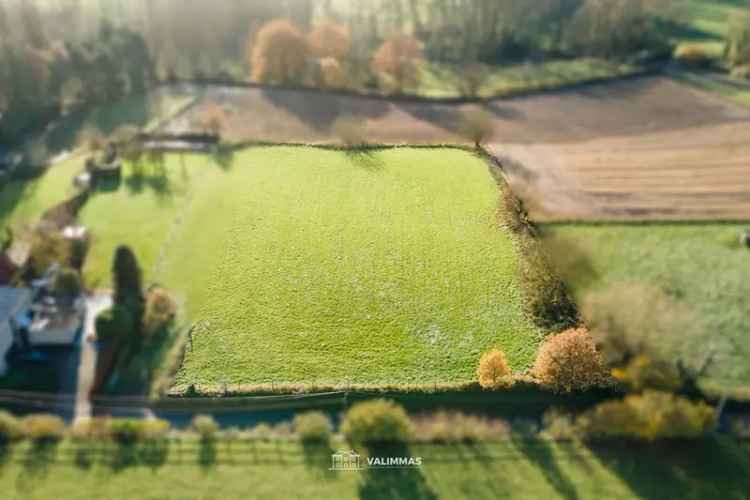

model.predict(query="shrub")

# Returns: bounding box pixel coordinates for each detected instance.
[331,115,366,147]
[412,412,509,443]
[69,417,112,441]
[192,415,219,441]
[54,266,83,297]
[28,227,71,278]
[674,44,712,68]
[109,419,145,445]
[611,355,682,393]
[249,19,310,84]
[0,411,23,443]
[371,34,423,93]
[518,243,579,330]
[308,20,352,60]
[95,305,134,343]
[476,349,512,389]
[293,411,332,444]
[341,399,412,444]
[23,414,65,443]
[249,423,273,441]
[577,390,716,440]
[141,419,170,441]
[459,108,495,147]
[143,288,177,336]
[533,327,609,393]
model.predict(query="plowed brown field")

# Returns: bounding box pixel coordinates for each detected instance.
[166,75,750,220]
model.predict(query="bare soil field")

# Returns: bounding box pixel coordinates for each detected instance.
[165,76,750,220]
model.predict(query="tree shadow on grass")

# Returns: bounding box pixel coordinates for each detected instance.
[19,439,59,487]
[138,439,169,471]
[198,437,217,470]
[301,441,336,479]
[511,434,581,500]
[344,149,385,171]
[212,145,236,171]
[588,438,750,500]
[359,443,437,500]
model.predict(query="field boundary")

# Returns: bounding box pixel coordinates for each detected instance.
[166,64,660,105]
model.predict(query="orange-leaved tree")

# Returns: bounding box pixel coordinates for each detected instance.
[248,19,310,84]
[371,33,423,93]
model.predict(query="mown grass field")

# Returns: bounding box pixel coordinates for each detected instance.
[543,223,750,398]
[79,147,542,390]
[0,156,83,233]
[0,438,748,499]
[417,59,639,99]
[667,0,750,56]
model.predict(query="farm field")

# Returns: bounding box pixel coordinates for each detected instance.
[0,438,747,500]
[543,223,750,398]
[667,0,750,56]
[79,147,542,390]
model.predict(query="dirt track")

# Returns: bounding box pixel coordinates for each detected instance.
[166,76,750,221]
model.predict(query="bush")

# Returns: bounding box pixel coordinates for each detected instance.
[23,414,65,443]
[192,415,219,441]
[331,115,366,147]
[476,349,512,389]
[459,108,495,147]
[0,411,23,443]
[143,288,177,336]
[28,227,71,278]
[412,412,509,443]
[341,399,412,445]
[577,390,716,440]
[69,417,112,441]
[674,44,712,68]
[458,63,489,98]
[141,419,170,441]
[95,305,134,343]
[109,419,145,445]
[293,411,332,444]
[611,355,682,393]
[249,19,310,84]
[54,266,83,297]
[533,327,609,393]
[518,243,579,330]
[249,423,274,441]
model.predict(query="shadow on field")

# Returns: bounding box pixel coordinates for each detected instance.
[588,438,750,499]
[301,441,336,478]
[345,149,385,171]
[262,88,389,130]
[395,102,463,134]
[359,443,437,500]
[19,440,59,486]
[511,434,581,500]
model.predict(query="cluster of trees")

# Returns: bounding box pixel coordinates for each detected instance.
[0,2,154,145]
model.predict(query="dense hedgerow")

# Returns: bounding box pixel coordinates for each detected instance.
[341,400,413,445]
[412,412,510,443]
[23,414,66,443]
[533,327,609,393]
[0,411,23,443]
[577,390,716,440]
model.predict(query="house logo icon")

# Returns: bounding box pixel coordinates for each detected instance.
[330,450,362,471]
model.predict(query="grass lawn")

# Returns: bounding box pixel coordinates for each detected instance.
[79,147,542,390]
[665,0,749,56]
[0,438,748,499]
[543,223,750,399]
[670,68,750,108]
[418,59,639,99]
[0,156,83,233]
